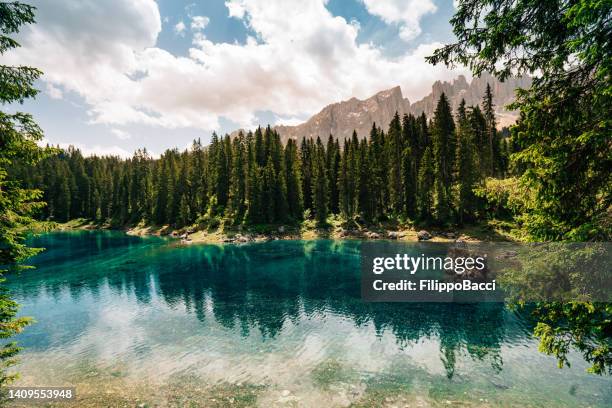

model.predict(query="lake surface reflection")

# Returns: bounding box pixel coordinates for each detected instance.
[6,231,612,407]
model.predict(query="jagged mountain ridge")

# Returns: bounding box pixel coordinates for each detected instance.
[269,73,531,143]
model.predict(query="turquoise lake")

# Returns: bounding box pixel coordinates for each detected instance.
[5,231,612,407]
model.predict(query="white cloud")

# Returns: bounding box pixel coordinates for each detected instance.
[360,0,437,41]
[46,83,63,99]
[174,20,186,35]
[8,0,466,135]
[190,16,209,31]
[225,1,246,19]
[39,138,133,158]
[274,115,308,127]
[111,128,132,140]
[79,144,133,158]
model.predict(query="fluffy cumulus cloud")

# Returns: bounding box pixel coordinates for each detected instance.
[361,0,437,41]
[174,20,186,35]
[190,16,209,31]
[39,138,133,158]
[8,0,465,133]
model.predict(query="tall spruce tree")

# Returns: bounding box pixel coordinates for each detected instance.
[482,83,498,176]
[326,135,340,214]
[155,158,169,225]
[368,123,385,219]
[311,137,329,224]
[229,132,247,220]
[401,114,419,219]
[284,139,303,220]
[417,147,435,221]
[469,105,488,178]
[357,139,372,220]
[402,145,417,219]
[454,100,478,224]
[300,138,313,212]
[338,141,351,219]
[431,93,455,224]
[386,112,404,215]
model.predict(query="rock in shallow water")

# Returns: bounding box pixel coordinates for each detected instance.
[417,230,432,241]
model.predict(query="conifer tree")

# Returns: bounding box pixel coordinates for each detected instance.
[348,131,359,217]
[284,139,303,220]
[482,83,498,176]
[269,130,288,221]
[300,138,313,212]
[431,93,455,224]
[55,174,71,222]
[175,152,191,226]
[357,139,372,220]
[401,114,419,219]
[338,141,351,219]
[118,170,130,225]
[417,113,430,155]
[469,105,488,178]
[311,137,328,224]
[245,159,262,223]
[217,136,231,208]
[129,153,141,222]
[417,147,434,221]
[229,132,247,220]
[387,112,404,215]
[254,126,265,166]
[454,100,478,224]
[368,123,384,219]
[155,159,169,225]
[402,146,417,219]
[143,150,154,222]
[178,193,190,227]
[262,160,276,223]
[166,151,179,223]
[326,135,340,214]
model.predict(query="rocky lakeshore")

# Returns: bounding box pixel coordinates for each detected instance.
[36,218,516,245]
[128,224,491,245]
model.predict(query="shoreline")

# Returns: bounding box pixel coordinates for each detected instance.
[34,218,518,244]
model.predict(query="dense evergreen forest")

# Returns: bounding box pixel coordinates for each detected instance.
[12,86,512,230]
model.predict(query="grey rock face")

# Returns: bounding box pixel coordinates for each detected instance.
[272,74,531,143]
[276,86,410,143]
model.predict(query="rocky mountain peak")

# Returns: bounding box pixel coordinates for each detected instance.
[238,74,531,143]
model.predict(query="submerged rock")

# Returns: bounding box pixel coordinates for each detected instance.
[387,231,400,239]
[417,230,432,241]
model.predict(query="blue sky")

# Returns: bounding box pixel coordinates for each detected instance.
[8,0,463,157]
